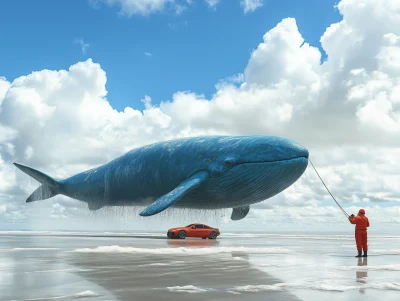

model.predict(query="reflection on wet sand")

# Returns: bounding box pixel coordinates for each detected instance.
[166,238,220,248]
[356,257,368,294]
[66,239,300,301]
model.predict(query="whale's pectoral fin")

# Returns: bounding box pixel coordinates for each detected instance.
[139,170,209,217]
[231,205,250,221]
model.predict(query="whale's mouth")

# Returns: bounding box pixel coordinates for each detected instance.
[206,157,308,203]
[236,155,309,166]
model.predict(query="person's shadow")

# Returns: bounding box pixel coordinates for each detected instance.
[356,257,368,294]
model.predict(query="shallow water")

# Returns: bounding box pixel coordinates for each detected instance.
[0,230,399,301]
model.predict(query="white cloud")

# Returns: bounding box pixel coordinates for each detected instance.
[1,0,400,231]
[0,77,10,106]
[205,0,220,8]
[244,18,321,87]
[241,0,263,13]
[230,205,400,233]
[144,52,152,57]
[98,0,192,16]
[74,38,89,54]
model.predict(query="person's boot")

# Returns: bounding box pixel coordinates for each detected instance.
[362,251,367,257]
[355,251,362,257]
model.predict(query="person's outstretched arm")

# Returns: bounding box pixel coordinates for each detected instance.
[349,216,359,224]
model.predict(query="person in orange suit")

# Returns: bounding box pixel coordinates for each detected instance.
[349,209,370,257]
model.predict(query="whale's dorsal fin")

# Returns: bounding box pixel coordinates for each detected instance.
[231,205,250,220]
[139,170,210,217]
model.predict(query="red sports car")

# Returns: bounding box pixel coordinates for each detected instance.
[167,223,220,239]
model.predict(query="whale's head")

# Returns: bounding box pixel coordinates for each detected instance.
[202,135,309,207]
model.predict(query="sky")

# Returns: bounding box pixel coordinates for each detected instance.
[0,0,340,111]
[1,0,400,233]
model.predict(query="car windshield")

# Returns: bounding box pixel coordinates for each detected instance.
[185,224,193,227]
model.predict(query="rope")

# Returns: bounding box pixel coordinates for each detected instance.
[308,159,350,219]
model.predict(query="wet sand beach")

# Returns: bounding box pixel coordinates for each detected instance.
[1,231,399,301]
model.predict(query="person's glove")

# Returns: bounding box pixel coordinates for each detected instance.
[350,214,355,218]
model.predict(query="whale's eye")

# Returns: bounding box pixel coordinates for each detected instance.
[224,157,236,166]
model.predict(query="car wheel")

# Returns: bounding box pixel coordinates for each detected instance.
[178,230,186,239]
[209,231,217,239]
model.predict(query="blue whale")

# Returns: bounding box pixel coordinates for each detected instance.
[13,135,309,220]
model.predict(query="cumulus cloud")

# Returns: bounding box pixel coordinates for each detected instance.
[241,0,263,13]
[1,0,400,230]
[231,205,400,232]
[0,77,10,104]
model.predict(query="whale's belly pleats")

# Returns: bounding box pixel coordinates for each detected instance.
[174,158,307,209]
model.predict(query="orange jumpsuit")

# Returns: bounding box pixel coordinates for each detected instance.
[349,215,370,251]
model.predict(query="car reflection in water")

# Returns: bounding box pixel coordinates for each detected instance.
[166,237,220,248]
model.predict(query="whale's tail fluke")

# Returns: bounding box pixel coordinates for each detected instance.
[13,163,62,203]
